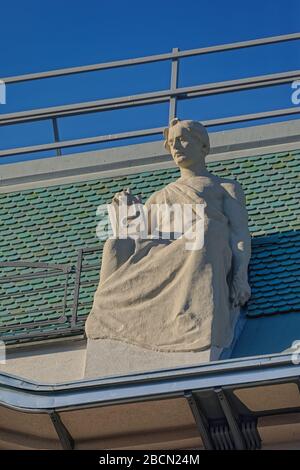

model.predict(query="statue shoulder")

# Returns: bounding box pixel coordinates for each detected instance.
[145,187,164,207]
[218,177,246,204]
[145,181,175,206]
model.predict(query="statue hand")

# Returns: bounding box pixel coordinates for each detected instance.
[230,272,251,308]
[112,188,142,207]
[111,189,143,235]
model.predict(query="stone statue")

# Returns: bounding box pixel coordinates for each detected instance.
[85,119,251,365]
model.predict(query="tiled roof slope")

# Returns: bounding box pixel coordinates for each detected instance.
[0,149,299,342]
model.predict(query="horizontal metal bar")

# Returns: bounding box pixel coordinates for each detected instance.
[203,106,300,126]
[0,270,71,284]
[0,308,88,335]
[1,69,298,127]
[1,106,300,158]
[0,352,295,391]
[2,53,175,84]
[0,285,92,303]
[0,96,168,126]
[77,245,102,254]
[0,127,164,157]
[0,283,72,300]
[80,264,102,272]
[184,75,298,99]
[0,314,67,333]
[0,325,84,343]
[0,355,299,413]
[2,32,300,84]
[0,261,72,271]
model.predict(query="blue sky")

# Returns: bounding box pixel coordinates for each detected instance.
[0,0,299,162]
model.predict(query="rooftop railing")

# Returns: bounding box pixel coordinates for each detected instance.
[0,32,300,159]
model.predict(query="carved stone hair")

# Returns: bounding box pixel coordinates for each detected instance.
[163,118,210,156]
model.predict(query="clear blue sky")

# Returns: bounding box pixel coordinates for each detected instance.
[0,0,299,162]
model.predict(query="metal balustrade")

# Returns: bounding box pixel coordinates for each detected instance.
[0,249,102,341]
[0,32,300,159]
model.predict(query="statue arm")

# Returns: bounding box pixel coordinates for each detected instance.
[99,189,139,285]
[222,181,251,307]
[100,191,160,285]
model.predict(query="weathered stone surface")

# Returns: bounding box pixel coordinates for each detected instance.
[84,338,224,378]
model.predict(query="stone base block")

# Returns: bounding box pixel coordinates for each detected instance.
[84,339,223,378]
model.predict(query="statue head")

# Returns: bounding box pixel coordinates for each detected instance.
[163,118,210,169]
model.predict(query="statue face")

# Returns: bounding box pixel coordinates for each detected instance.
[167,124,205,168]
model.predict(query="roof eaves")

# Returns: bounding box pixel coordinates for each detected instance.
[0,352,299,413]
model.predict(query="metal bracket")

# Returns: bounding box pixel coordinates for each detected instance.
[185,391,215,450]
[241,419,261,450]
[215,388,246,450]
[210,421,235,450]
[49,411,74,450]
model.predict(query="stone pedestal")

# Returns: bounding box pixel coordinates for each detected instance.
[84,339,223,378]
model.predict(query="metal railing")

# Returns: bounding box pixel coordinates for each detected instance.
[0,261,75,340]
[0,250,102,342]
[1,32,300,158]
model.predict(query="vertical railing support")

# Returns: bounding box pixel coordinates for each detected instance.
[168,47,179,123]
[52,117,62,156]
[71,249,83,328]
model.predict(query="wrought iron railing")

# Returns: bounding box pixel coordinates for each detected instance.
[0,248,102,342]
[0,261,74,340]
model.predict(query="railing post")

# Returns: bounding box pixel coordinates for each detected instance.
[169,47,179,122]
[71,249,83,329]
[52,117,62,156]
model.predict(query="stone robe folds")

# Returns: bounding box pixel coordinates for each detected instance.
[85,179,235,352]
